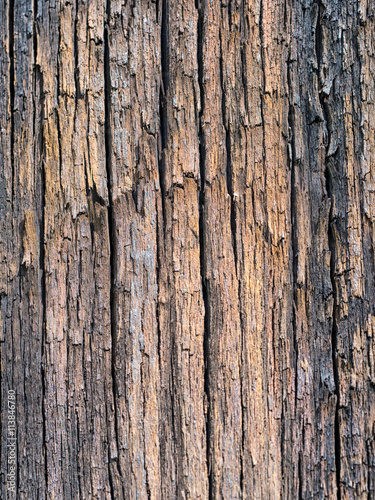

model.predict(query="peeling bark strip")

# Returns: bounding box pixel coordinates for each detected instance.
[1,0,375,498]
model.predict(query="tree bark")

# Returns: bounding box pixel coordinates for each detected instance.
[1,0,375,498]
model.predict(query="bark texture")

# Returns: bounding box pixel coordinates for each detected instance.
[1,0,375,498]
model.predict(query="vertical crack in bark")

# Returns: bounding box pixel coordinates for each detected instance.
[330,236,341,500]
[325,143,341,500]
[157,1,175,493]
[158,90,167,224]
[56,25,64,199]
[196,2,212,498]
[258,1,273,484]
[219,9,245,494]
[219,28,237,269]
[155,75,164,492]
[39,68,48,500]
[161,0,169,92]
[325,146,341,500]
[155,148,163,397]
[287,49,302,496]
[9,0,14,212]
[239,23,248,493]
[140,360,152,500]
[33,0,48,493]
[353,11,366,312]
[240,45,248,122]
[159,0,168,227]
[74,0,80,106]
[287,58,297,404]
[258,0,267,191]
[258,15,272,468]
[157,0,167,465]
[33,0,38,142]
[315,3,341,499]
[103,4,124,498]
[56,108,63,202]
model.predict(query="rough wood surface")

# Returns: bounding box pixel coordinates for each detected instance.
[1,0,375,498]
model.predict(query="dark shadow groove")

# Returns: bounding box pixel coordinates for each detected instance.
[158,87,167,226]
[161,0,169,92]
[196,1,212,498]
[104,3,124,498]
[32,0,48,494]
[316,2,341,498]
[9,0,15,211]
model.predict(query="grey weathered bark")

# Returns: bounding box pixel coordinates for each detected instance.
[1,0,375,498]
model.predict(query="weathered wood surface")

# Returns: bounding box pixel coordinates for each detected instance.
[1,0,375,498]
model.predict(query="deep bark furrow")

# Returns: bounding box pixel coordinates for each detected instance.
[326,131,341,500]
[287,51,300,464]
[32,2,48,494]
[316,2,341,496]
[8,0,14,211]
[104,2,124,494]
[258,0,267,175]
[161,0,169,92]
[159,0,167,226]
[325,145,341,499]
[38,63,48,500]
[197,2,212,498]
